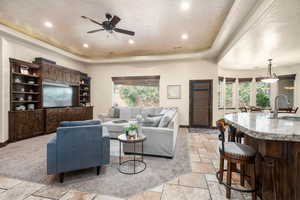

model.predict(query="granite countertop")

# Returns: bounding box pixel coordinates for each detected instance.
[224,112,300,142]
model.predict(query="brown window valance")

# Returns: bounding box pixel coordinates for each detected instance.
[238,78,253,82]
[225,78,236,83]
[278,74,296,80]
[112,75,160,86]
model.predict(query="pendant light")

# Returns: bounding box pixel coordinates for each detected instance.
[261,59,278,83]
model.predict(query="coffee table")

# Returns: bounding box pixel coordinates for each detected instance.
[117,133,147,175]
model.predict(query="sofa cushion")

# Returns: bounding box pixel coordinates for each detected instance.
[142,116,162,127]
[130,107,142,119]
[119,107,131,120]
[158,109,176,127]
[60,120,101,127]
[148,114,164,117]
[141,107,156,118]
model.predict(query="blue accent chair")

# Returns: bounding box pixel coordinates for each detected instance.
[47,120,110,183]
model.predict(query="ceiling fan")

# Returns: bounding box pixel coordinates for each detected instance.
[81,13,135,36]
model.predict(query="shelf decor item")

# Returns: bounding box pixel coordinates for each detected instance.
[28,104,35,110]
[15,77,21,83]
[167,85,181,99]
[20,65,29,75]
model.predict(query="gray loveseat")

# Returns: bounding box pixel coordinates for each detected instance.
[100,107,179,158]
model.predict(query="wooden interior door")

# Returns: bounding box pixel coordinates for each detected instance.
[189,80,213,127]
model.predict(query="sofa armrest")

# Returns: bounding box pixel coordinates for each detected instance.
[47,136,57,175]
[102,127,110,138]
[141,127,173,135]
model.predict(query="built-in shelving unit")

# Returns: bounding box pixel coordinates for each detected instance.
[79,73,91,106]
[8,57,93,142]
[10,58,42,111]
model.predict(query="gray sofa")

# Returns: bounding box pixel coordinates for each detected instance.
[47,120,110,182]
[100,107,179,158]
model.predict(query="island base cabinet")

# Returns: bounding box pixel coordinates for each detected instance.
[244,135,300,200]
[9,110,45,142]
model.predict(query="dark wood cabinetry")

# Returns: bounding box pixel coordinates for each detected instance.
[45,107,93,133]
[10,58,42,111]
[8,57,93,143]
[80,73,91,106]
[34,58,80,85]
[244,135,300,200]
[9,110,44,141]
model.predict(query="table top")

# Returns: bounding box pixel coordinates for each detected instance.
[118,133,146,143]
[224,112,300,142]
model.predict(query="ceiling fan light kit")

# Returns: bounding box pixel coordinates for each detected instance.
[81,13,135,36]
[261,59,279,83]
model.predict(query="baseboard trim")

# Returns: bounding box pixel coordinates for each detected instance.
[0,141,9,148]
[179,125,190,128]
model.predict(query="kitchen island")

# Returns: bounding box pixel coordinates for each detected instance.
[225,112,300,200]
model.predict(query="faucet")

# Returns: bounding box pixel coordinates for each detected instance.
[273,95,289,119]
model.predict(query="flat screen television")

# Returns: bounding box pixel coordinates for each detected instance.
[43,83,74,108]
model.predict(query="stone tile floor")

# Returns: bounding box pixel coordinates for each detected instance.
[0,129,259,200]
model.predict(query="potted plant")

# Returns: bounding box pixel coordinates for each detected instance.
[124,123,138,137]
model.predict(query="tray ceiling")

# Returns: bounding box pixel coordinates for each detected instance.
[0,0,234,59]
[219,0,300,69]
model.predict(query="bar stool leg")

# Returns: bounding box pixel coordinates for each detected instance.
[240,163,245,186]
[251,163,257,200]
[226,160,232,198]
[219,155,224,183]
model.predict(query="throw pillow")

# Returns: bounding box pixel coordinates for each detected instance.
[142,116,162,127]
[148,114,164,117]
[158,109,176,127]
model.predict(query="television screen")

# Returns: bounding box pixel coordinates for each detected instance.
[43,83,74,108]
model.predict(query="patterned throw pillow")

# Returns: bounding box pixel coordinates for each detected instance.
[158,109,176,127]
[142,116,162,127]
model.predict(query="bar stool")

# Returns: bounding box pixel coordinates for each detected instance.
[216,119,257,200]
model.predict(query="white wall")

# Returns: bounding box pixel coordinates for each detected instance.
[0,34,87,143]
[86,59,219,126]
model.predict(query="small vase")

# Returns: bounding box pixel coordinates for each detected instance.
[128,130,136,137]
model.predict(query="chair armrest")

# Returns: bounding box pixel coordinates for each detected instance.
[47,136,57,174]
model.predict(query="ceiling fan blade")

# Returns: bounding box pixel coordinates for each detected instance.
[81,16,103,26]
[87,29,105,33]
[114,28,135,36]
[110,15,121,26]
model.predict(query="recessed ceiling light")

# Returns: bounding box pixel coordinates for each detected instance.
[181,2,190,10]
[44,21,53,28]
[128,39,135,44]
[181,34,188,40]
[83,43,89,48]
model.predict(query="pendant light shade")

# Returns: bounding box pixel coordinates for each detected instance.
[261,59,278,83]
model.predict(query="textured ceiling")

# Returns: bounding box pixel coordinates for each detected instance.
[0,0,234,59]
[219,0,300,69]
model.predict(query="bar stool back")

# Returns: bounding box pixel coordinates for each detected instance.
[216,119,257,200]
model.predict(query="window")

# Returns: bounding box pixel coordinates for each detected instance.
[278,75,295,108]
[112,76,160,107]
[238,79,251,107]
[225,78,235,108]
[218,77,224,108]
[256,81,270,108]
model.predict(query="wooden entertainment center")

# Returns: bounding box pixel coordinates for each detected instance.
[9,58,93,142]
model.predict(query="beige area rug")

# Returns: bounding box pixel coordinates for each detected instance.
[0,129,191,198]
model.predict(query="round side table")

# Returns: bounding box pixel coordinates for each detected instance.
[117,133,147,175]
